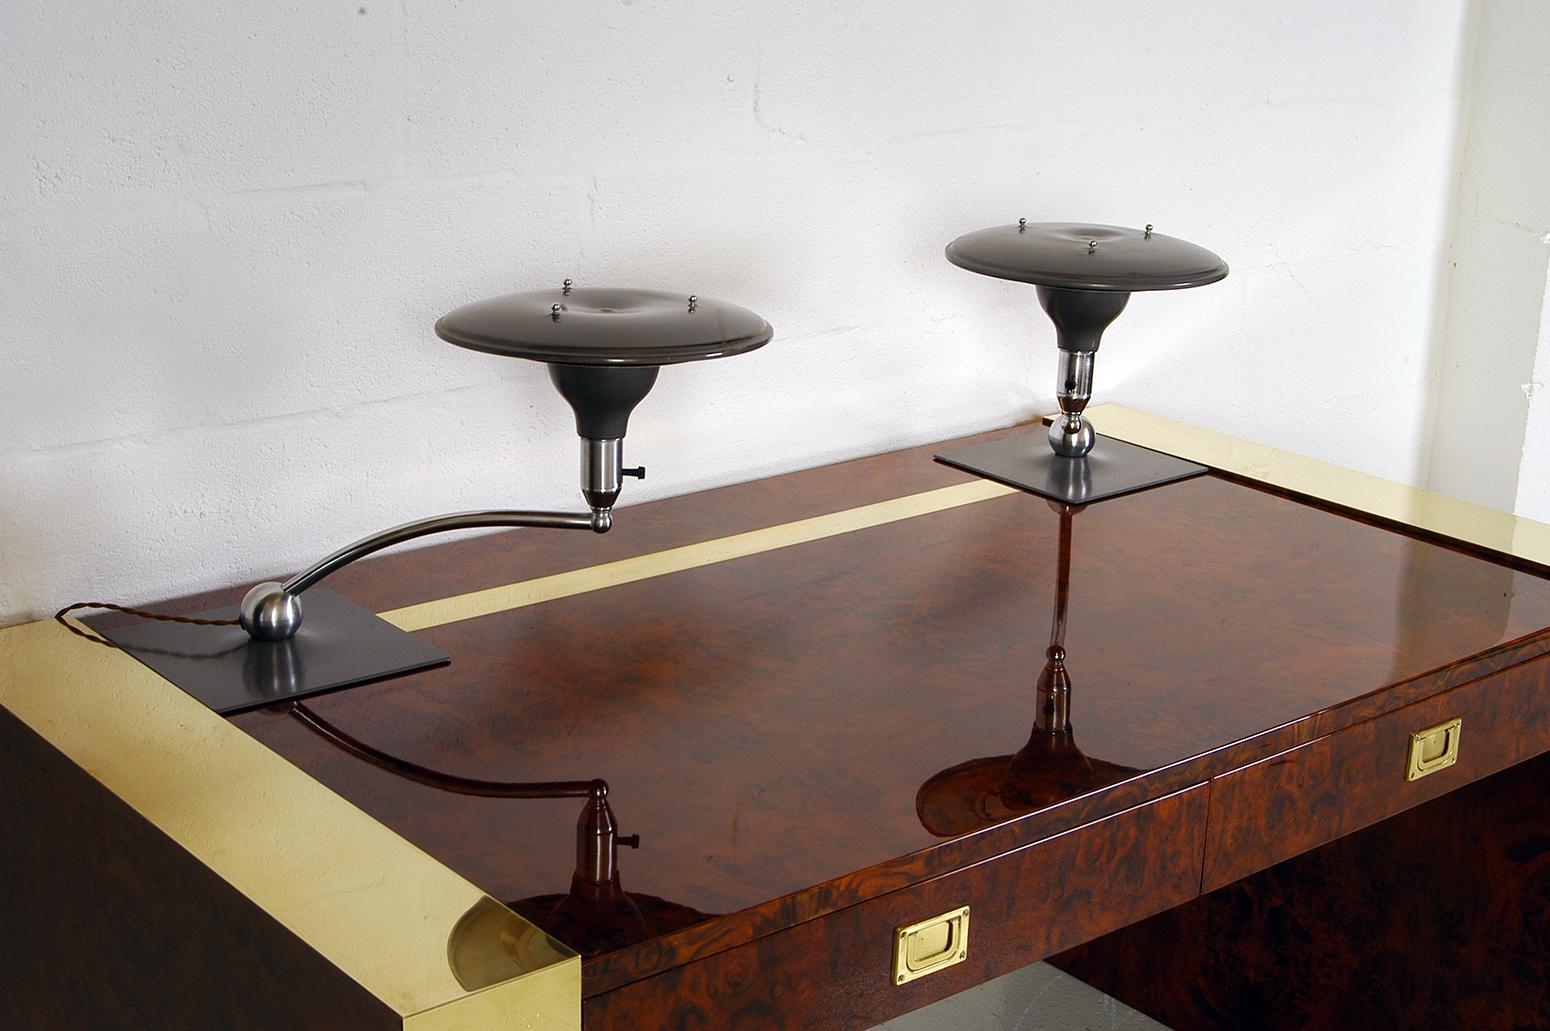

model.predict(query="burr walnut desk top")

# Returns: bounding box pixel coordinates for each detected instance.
[6,405,1550,1030]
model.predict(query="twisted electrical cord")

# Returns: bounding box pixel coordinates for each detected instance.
[53,601,238,646]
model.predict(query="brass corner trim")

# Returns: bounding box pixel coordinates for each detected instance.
[0,618,579,1029]
[1086,404,1550,569]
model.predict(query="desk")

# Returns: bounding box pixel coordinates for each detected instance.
[5,406,1550,1029]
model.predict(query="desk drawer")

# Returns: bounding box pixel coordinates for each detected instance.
[1203,655,1550,893]
[585,784,1207,1031]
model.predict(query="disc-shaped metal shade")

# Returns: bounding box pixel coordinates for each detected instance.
[435,287,774,366]
[945,222,1228,292]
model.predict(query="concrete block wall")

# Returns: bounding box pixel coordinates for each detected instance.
[2,1,1470,625]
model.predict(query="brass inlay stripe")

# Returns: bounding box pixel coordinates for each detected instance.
[381,479,1018,632]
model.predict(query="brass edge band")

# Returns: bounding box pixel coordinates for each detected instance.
[1086,404,1550,568]
[0,614,581,1028]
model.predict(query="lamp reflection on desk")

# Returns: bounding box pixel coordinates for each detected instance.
[289,704,716,966]
[916,502,1141,837]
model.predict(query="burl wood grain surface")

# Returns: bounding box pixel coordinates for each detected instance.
[1202,656,1550,892]
[584,786,1208,1031]
[221,428,1550,993]
[1055,749,1550,1031]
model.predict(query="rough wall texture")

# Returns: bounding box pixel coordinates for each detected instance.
[1,2,1469,625]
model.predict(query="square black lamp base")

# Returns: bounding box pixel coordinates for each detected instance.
[935,431,1207,505]
[94,587,449,716]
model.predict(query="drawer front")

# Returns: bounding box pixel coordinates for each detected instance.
[584,784,1207,1031]
[1204,655,1550,893]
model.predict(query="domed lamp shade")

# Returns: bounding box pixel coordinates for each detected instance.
[98,282,772,715]
[935,222,1227,505]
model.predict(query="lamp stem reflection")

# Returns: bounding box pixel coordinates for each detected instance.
[1036,504,1076,737]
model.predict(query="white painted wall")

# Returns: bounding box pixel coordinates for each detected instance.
[1425,0,1550,517]
[0,1,1472,627]
[1519,279,1550,523]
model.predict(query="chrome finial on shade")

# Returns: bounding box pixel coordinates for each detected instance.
[1087,239,1097,253]
[1144,224,1154,238]
[563,278,573,295]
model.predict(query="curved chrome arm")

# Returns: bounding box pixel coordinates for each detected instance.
[240,506,609,641]
[241,437,639,641]
[283,508,606,595]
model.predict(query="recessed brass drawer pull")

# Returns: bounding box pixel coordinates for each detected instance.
[892,906,970,985]
[1406,717,1461,781]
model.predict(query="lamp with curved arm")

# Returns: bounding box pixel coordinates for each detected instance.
[90,284,773,715]
[234,285,773,642]
[938,222,1225,504]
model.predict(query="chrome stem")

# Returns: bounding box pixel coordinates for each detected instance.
[1047,350,1096,458]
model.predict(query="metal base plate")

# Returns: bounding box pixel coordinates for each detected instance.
[935,432,1208,505]
[94,587,450,716]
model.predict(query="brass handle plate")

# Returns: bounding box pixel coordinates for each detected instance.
[892,906,969,985]
[1406,717,1461,781]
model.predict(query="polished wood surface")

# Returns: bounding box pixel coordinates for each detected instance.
[0,707,400,1031]
[1203,656,1550,892]
[1056,748,1550,1030]
[218,425,1550,998]
[585,786,1208,1031]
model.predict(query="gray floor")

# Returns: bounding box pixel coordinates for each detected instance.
[872,962,1169,1031]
